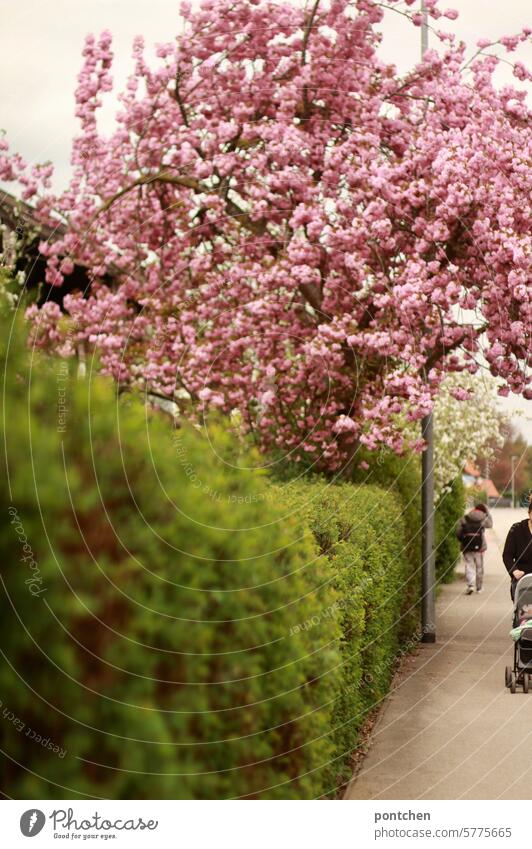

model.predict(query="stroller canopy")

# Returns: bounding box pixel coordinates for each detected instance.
[514,574,532,612]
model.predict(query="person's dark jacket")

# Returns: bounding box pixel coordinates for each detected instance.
[503,519,532,577]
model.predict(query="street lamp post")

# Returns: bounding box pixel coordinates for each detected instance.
[420,1,436,643]
[421,413,436,642]
[421,0,428,57]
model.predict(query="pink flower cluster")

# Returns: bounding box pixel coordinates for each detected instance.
[3,0,531,469]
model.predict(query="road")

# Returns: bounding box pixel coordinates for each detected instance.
[345,508,532,800]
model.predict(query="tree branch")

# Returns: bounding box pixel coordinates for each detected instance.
[301,0,321,66]
[94,170,267,239]
[298,280,329,317]
[300,0,321,119]
[173,66,190,127]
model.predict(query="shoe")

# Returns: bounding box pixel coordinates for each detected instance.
[476,588,483,594]
[466,586,474,595]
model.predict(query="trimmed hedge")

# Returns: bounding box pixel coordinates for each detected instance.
[1,316,450,800]
[435,476,466,583]
[1,319,342,799]
[278,480,416,794]
[351,448,467,587]
[350,448,422,637]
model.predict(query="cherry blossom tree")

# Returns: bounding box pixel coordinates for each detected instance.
[1,0,530,470]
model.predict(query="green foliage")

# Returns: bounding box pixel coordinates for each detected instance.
[0,267,20,312]
[350,448,421,637]
[0,317,342,799]
[2,316,453,800]
[465,484,488,506]
[483,423,532,496]
[277,479,416,795]
[435,477,466,584]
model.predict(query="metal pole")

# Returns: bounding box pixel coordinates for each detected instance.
[421,0,428,59]
[420,4,435,643]
[511,456,517,509]
[421,413,436,642]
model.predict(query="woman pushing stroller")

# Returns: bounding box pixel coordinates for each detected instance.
[506,579,532,693]
[504,500,532,693]
[503,499,532,600]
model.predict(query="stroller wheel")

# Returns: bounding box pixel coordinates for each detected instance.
[510,673,517,694]
[524,673,530,694]
[505,666,512,687]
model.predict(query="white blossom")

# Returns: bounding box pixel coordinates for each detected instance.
[432,372,507,497]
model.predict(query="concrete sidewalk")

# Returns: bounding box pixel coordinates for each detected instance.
[346,508,532,800]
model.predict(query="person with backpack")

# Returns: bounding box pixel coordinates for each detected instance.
[456,503,493,595]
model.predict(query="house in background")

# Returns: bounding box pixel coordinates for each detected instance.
[462,461,504,507]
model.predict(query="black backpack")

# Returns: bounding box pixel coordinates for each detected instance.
[459,518,483,552]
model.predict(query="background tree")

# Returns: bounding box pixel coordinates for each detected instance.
[430,372,507,497]
[480,422,531,498]
[1,0,530,471]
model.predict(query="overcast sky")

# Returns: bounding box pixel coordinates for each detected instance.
[1,0,531,442]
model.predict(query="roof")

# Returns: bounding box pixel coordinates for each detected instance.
[482,478,501,498]
[462,460,501,498]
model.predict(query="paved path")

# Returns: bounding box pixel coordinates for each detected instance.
[346,508,532,800]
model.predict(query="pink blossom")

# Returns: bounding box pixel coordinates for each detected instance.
[0,0,527,471]
[333,416,358,434]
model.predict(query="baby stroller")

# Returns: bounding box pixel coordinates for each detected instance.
[506,574,532,693]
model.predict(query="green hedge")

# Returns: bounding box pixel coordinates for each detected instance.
[435,476,466,583]
[1,314,445,800]
[278,479,416,795]
[350,449,422,637]
[351,448,466,587]
[1,318,343,799]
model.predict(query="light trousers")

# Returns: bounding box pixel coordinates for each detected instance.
[464,551,484,591]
